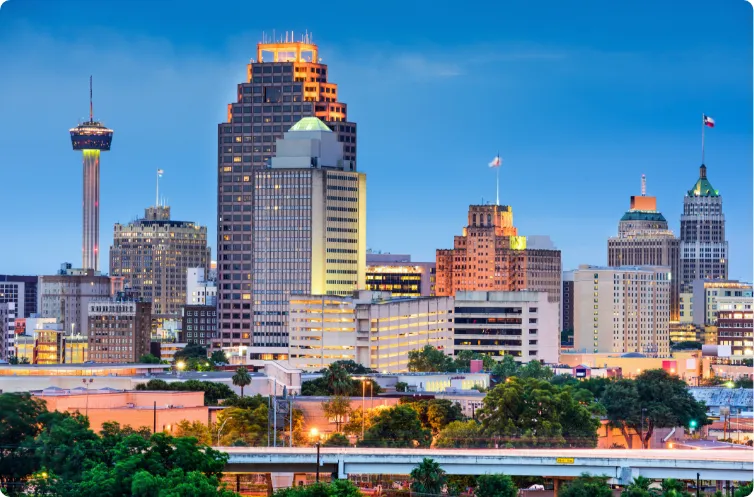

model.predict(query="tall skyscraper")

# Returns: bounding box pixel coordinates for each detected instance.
[608,175,681,320]
[680,164,728,293]
[435,204,562,327]
[109,205,211,320]
[573,265,671,356]
[216,36,357,351]
[69,77,113,272]
[215,117,366,359]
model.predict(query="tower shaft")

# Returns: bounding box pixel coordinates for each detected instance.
[82,150,100,271]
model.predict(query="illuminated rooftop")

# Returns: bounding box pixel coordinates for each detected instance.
[70,121,113,151]
[688,164,719,197]
[289,117,331,132]
[256,32,318,63]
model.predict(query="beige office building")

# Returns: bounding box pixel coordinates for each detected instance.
[109,205,210,320]
[230,117,366,361]
[607,177,681,321]
[39,268,111,337]
[87,300,152,363]
[573,265,671,356]
[287,291,453,372]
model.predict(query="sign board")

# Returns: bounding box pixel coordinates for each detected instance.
[556,458,575,464]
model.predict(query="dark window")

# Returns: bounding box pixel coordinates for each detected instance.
[264,86,282,103]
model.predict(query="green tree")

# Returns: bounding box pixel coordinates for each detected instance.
[734,377,753,389]
[426,399,465,433]
[231,366,252,397]
[395,381,409,392]
[434,420,485,448]
[130,468,238,497]
[410,458,447,496]
[210,350,229,365]
[359,405,431,448]
[734,482,752,497]
[602,370,709,449]
[322,395,350,432]
[273,480,362,497]
[559,474,613,497]
[518,360,554,380]
[323,433,350,447]
[218,404,270,446]
[407,345,453,372]
[174,344,209,361]
[491,354,519,379]
[174,420,213,445]
[478,377,600,447]
[621,476,656,497]
[660,479,691,497]
[139,353,161,364]
[343,407,377,437]
[327,360,374,375]
[323,362,353,396]
[452,350,495,372]
[135,379,235,406]
[0,393,47,493]
[475,474,518,497]
[671,341,703,351]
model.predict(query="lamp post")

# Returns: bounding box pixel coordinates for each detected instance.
[176,360,186,378]
[361,379,366,441]
[83,378,93,418]
[310,428,321,483]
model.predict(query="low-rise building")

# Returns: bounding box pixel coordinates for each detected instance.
[88,298,152,363]
[716,310,753,357]
[180,305,217,346]
[366,253,435,297]
[453,291,558,364]
[692,280,752,327]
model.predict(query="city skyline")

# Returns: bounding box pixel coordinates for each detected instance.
[0,0,750,281]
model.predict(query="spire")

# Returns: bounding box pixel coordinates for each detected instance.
[641,174,646,196]
[700,164,707,179]
[89,75,93,122]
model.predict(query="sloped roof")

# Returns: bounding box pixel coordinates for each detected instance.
[289,117,332,132]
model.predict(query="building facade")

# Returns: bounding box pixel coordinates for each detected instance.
[680,165,728,293]
[214,117,366,359]
[453,290,559,364]
[0,275,38,318]
[691,280,753,327]
[180,305,217,346]
[435,204,562,328]
[109,205,211,320]
[573,265,671,356]
[366,253,435,297]
[607,177,681,320]
[0,303,15,361]
[287,291,454,372]
[216,37,357,352]
[39,270,111,337]
[186,267,217,306]
[87,299,152,363]
[716,310,753,358]
[562,271,575,334]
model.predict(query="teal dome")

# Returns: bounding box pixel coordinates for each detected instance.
[289,117,332,132]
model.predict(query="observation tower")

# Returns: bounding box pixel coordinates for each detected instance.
[69,77,113,272]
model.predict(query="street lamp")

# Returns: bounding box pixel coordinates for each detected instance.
[176,361,186,378]
[310,428,321,483]
[82,378,94,418]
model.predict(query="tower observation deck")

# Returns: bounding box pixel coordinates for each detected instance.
[69,76,113,272]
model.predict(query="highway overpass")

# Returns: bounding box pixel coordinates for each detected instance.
[221,447,753,485]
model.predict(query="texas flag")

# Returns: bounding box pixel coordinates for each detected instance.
[489,156,502,168]
[703,115,715,128]
[157,169,164,177]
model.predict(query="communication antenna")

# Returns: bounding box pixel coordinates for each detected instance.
[641,174,646,196]
[89,75,93,122]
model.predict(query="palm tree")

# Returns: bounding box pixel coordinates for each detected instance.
[410,458,446,496]
[323,362,351,395]
[232,366,252,397]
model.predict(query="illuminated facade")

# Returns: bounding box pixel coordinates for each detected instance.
[573,265,671,356]
[453,291,559,364]
[366,254,435,297]
[87,299,152,363]
[435,204,562,327]
[216,36,357,352]
[607,177,680,321]
[680,165,728,293]
[716,310,753,357]
[691,280,752,327]
[69,77,113,272]
[227,117,365,360]
[109,206,211,320]
[287,291,453,372]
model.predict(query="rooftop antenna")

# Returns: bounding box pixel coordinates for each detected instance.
[641,174,646,196]
[89,75,93,122]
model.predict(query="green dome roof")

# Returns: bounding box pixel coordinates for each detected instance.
[289,117,332,132]
[620,211,667,222]
[688,165,719,197]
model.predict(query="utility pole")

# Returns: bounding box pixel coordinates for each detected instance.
[153,401,157,433]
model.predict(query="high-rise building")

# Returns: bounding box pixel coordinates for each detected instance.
[453,291,559,364]
[562,271,575,337]
[287,291,453,372]
[109,205,211,320]
[608,176,681,320]
[39,265,111,337]
[87,298,152,363]
[573,265,671,356]
[366,253,435,297]
[217,117,366,359]
[216,36,357,351]
[180,305,217,346]
[69,77,113,272]
[186,268,217,306]
[0,275,39,318]
[691,280,752,327]
[680,164,728,293]
[435,204,562,326]
[0,302,15,361]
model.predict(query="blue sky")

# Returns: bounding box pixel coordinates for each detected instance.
[0,0,751,280]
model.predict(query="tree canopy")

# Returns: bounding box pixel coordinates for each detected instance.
[135,379,235,406]
[358,405,431,448]
[272,480,362,497]
[301,362,381,397]
[410,458,447,496]
[601,369,709,448]
[231,367,252,397]
[407,345,454,372]
[475,474,518,497]
[559,475,613,497]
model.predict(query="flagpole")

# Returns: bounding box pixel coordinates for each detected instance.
[496,167,500,206]
[156,170,160,207]
[701,113,705,165]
